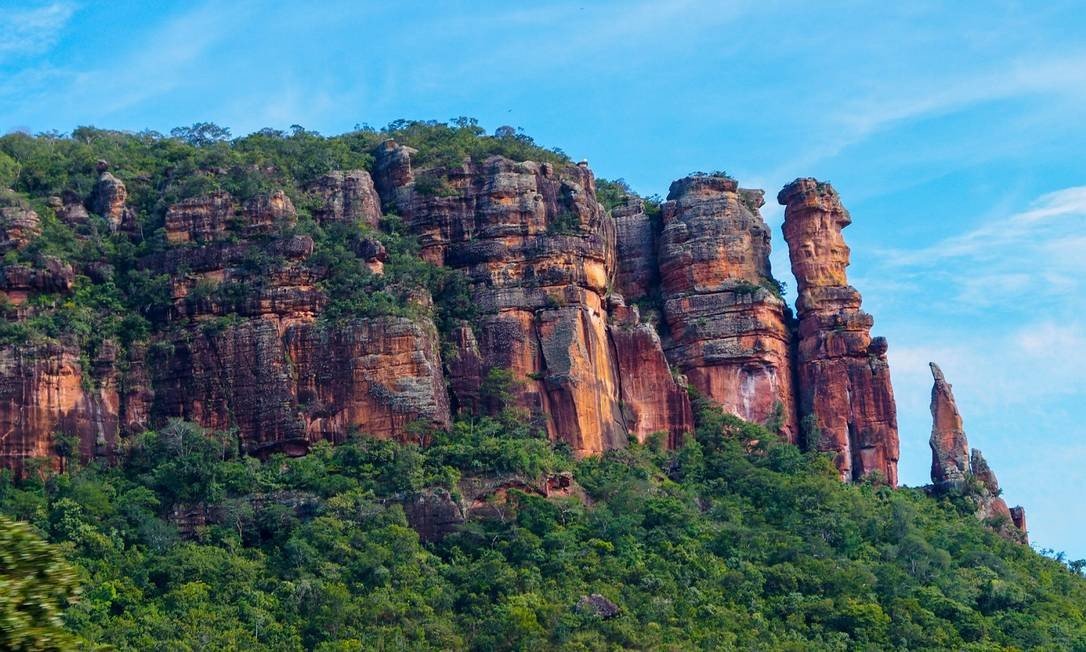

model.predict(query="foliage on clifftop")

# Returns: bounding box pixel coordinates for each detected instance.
[2,400,1084,651]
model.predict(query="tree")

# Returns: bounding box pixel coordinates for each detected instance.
[0,516,81,650]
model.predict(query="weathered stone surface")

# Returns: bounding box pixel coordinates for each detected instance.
[1,257,75,304]
[150,315,450,456]
[165,191,234,244]
[88,170,136,232]
[242,189,297,235]
[0,198,41,252]
[576,594,620,619]
[165,190,296,244]
[925,362,1027,542]
[613,196,658,301]
[0,343,123,473]
[780,178,898,484]
[306,169,382,227]
[375,146,634,455]
[660,175,797,441]
[402,488,466,542]
[608,299,693,447]
[929,362,970,486]
[1010,506,1027,533]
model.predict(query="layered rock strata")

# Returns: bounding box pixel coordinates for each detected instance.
[658,176,797,441]
[779,178,898,483]
[375,142,691,455]
[149,184,448,455]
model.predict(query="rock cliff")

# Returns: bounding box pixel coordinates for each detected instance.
[659,176,797,441]
[373,143,691,454]
[779,178,899,483]
[0,133,995,502]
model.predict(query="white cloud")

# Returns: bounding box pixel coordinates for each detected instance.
[0,2,77,61]
[871,186,1086,311]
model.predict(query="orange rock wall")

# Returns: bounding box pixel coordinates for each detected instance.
[658,176,797,441]
[779,178,899,484]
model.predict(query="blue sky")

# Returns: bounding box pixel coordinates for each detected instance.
[2,0,1084,557]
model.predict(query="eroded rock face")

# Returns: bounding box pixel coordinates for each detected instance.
[148,200,448,453]
[779,178,898,483]
[88,169,136,232]
[926,361,1027,542]
[0,343,124,473]
[609,299,693,447]
[929,362,970,486]
[373,144,691,455]
[613,196,658,301]
[659,175,797,441]
[307,170,382,227]
[0,198,41,252]
[1,257,75,305]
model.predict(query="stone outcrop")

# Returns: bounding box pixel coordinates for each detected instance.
[659,175,797,441]
[165,190,296,244]
[608,298,693,446]
[927,362,1027,542]
[928,362,970,486]
[306,170,382,227]
[150,314,450,456]
[0,139,992,508]
[0,197,41,252]
[779,178,898,483]
[88,163,136,232]
[1,257,75,304]
[374,143,691,455]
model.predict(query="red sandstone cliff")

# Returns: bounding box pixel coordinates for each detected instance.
[0,143,957,495]
[658,176,797,441]
[374,142,691,454]
[779,178,899,484]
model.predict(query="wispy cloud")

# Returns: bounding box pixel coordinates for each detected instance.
[0,2,77,61]
[768,52,1086,179]
[868,186,1086,311]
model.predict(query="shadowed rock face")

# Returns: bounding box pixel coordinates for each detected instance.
[659,176,797,442]
[779,178,898,484]
[612,196,659,302]
[0,342,131,473]
[88,168,136,232]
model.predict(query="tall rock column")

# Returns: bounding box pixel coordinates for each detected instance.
[778,178,898,483]
[658,175,797,441]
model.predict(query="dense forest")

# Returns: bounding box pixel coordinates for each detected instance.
[1,122,1085,650]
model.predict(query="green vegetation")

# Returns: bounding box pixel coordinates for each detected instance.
[1,398,1083,650]
[1,119,1084,649]
[0,120,521,350]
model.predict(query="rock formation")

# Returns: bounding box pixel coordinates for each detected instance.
[0,138,989,503]
[612,196,659,302]
[658,175,797,441]
[0,196,41,252]
[779,178,898,483]
[929,362,970,486]
[374,143,691,455]
[928,362,1027,542]
[88,162,136,232]
[306,169,382,227]
[0,342,124,472]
